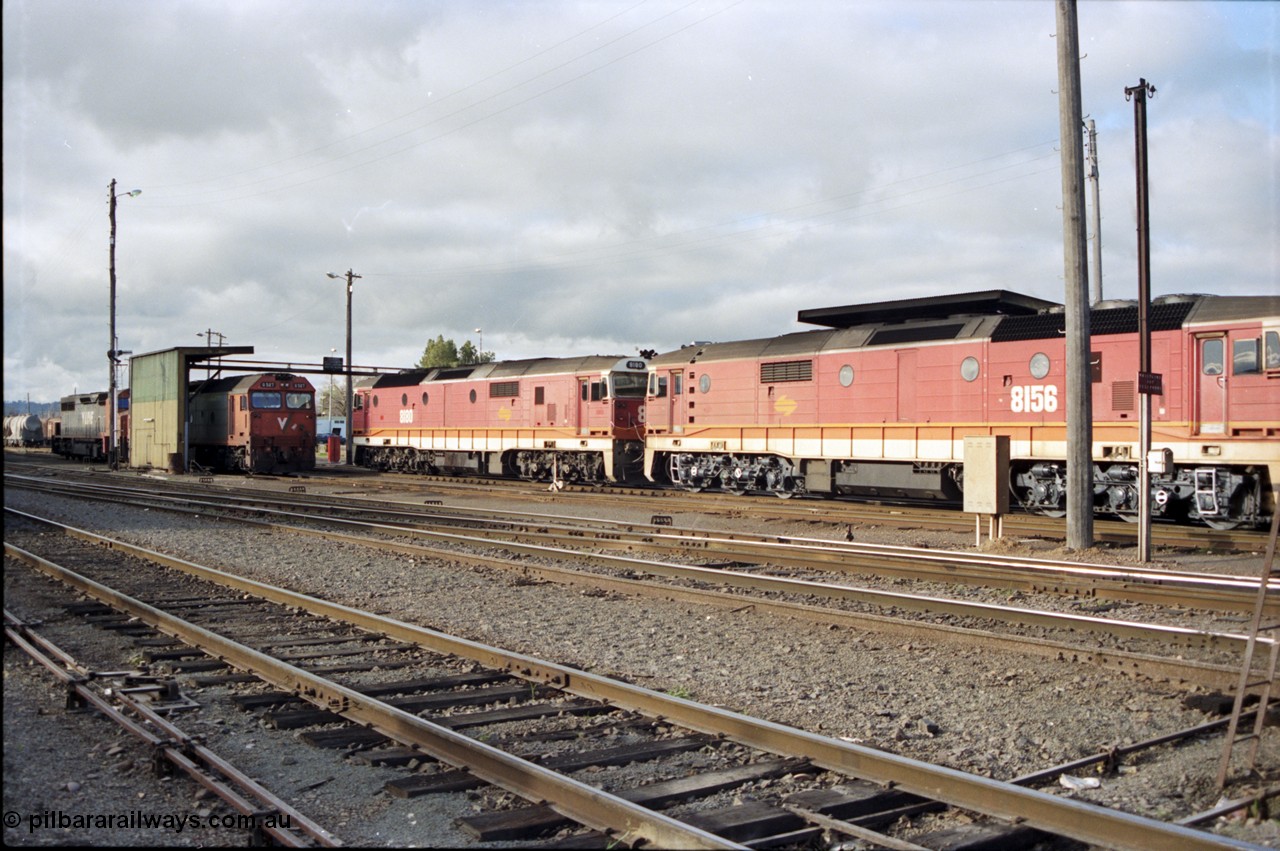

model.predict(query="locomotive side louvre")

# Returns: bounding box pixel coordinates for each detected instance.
[352,356,647,484]
[188,373,317,474]
[645,293,1278,527]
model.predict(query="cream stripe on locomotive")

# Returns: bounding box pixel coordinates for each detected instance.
[356,427,624,480]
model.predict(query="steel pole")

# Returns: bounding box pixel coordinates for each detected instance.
[345,271,354,466]
[1128,80,1157,562]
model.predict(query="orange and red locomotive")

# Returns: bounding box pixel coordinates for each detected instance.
[351,356,647,484]
[187,373,316,474]
[644,291,1278,528]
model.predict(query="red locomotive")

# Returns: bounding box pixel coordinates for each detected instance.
[187,373,316,474]
[644,291,1278,529]
[351,356,648,483]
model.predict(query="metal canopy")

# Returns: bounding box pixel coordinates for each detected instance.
[797,289,1061,329]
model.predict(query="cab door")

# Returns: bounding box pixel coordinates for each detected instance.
[1195,335,1227,435]
[666,370,685,432]
[578,379,590,435]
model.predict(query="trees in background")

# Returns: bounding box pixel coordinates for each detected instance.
[417,335,493,369]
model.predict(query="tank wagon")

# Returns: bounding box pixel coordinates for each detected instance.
[644,292,1278,529]
[4,414,44,447]
[351,356,647,484]
[187,373,316,474]
[51,390,129,462]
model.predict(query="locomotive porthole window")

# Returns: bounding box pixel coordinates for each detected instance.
[838,364,854,387]
[401,393,408,406]
[699,374,711,393]
[372,395,379,407]
[469,389,477,403]
[960,357,980,382]
[422,391,429,405]
[1029,352,1050,380]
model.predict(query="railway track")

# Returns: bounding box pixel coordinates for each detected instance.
[6,450,1270,552]
[3,609,340,847]
[5,474,1269,689]
[7,471,1269,612]
[4,518,1263,850]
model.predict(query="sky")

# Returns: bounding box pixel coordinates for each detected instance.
[4,0,1277,403]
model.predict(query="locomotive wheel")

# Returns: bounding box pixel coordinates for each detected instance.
[1202,516,1241,531]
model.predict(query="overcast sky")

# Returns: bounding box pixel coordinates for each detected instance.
[4,0,1276,402]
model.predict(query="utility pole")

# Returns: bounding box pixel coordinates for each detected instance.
[1055,0,1094,550]
[1127,79,1157,562]
[326,269,361,465]
[1086,118,1103,304]
[197,329,226,379]
[107,179,140,471]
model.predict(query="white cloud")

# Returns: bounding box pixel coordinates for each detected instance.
[4,0,1277,401]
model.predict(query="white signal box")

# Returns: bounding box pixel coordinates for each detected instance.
[963,435,1010,515]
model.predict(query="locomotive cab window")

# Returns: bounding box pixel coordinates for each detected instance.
[611,372,647,398]
[250,391,282,409]
[1233,339,1260,375]
[1202,338,1224,376]
[1266,330,1280,371]
[649,374,667,398]
[286,392,312,409]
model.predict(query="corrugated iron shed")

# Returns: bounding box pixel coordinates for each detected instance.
[128,346,253,471]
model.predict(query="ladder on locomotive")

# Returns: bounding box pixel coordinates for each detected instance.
[1216,501,1280,790]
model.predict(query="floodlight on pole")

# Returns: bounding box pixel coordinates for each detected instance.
[326,269,361,464]
[108,179,141,471]
[475,328,483,362]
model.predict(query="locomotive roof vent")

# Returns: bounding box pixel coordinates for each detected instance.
[1153,293,1201,305]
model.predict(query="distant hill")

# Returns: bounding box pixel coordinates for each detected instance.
[4,401,60,418]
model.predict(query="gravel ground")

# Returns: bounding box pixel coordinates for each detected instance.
[4,468,1278,848]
